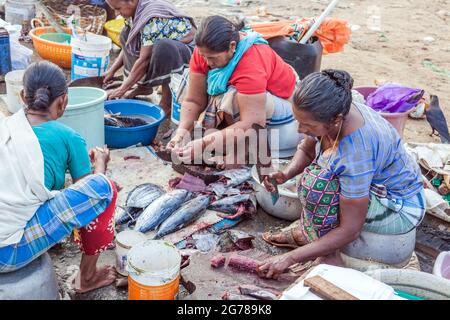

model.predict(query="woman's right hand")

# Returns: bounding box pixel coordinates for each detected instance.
[263,171,288,192]
[103,70,116,89]
[166,131,187,151]
[89,146,111,173]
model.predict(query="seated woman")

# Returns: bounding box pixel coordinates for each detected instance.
[167,16,301,165]
[258,70,425,279]
[104,0,197,114]
[0,62,117,294]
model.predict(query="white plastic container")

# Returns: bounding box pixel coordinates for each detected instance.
[127,240,181,300]
[58,87,107,150]
[71,34,112,81]
[5,69,25,113]
[433,251,450,280]
[5,0,37,26]
[115,230,147,277]
[4,24,21,42]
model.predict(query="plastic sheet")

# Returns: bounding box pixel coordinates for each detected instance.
[366,83,424,113]
[249,17,351,54]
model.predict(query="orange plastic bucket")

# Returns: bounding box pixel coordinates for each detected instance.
[127,240,181,300]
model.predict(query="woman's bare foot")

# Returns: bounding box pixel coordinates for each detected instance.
[72,254,117,294]
[124,85,154,99]
[72,265,117,294]
[271,229,305,244]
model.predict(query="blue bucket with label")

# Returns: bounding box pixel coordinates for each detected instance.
[171,90,181,125]
[71,34,112,81]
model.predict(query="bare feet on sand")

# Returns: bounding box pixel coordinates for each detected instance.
[72,265,117,294]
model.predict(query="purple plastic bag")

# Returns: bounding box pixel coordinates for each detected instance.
[366,83,425,113]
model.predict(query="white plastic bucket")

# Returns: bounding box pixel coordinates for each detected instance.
[5,0,37,26]
[58,87,107,150]
[4,24,21,42]
[433,251,450,280]
[115,230,147,277]
[71,34,112,81]
[5,69,25,113]
[127,240,181,300]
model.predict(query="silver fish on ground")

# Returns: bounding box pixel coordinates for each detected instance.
[208,194,251,214]
[125,183,165,209]
[134,189,191,233]
[215,168,252,187]
[154,195,212,239]
[115,207,144,225]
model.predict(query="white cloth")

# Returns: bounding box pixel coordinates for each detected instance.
[0,109,59,247]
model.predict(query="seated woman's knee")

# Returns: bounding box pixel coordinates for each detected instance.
[153,38,177,55]
[78,174,114,197]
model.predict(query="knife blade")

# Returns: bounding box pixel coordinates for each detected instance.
[252,123,280,205]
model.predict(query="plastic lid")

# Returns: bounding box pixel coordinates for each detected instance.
[116,230,147,249]
[127,240,181,275]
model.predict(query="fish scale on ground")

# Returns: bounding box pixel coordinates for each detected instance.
[134,189,192,233]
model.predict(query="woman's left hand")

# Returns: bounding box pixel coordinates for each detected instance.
[107,87,127,100]
[176,139,205,163]
[257,252,298,280]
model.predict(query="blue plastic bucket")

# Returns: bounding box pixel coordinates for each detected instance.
[171,91,181,125]
[104,99,166,149]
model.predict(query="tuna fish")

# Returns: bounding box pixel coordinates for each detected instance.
[208,194,252,214]
[154,195,212,239]
[215,168,252,187]
[134,189,191,233]
[115,207,144,225]
[125,183,165,209]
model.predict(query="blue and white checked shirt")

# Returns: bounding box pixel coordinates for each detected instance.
[316,102,423,199]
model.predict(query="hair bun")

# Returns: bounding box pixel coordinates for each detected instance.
[323,69,354,91]
[32,87,51,111]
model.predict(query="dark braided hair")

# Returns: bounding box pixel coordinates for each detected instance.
[195,15,245,52]
[294,69,354,123]
[23,61,67,111]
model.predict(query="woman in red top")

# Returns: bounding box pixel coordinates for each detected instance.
[167,16,302,165]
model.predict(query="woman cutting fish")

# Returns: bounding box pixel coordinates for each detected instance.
[104,0,197,114]
[0,62,118,293]
[167,16,301,166]
[257,70,425,279]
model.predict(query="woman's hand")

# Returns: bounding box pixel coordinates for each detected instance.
[103,70,115,86]
[257,252,298,280]
[176,139,205,163]
[107,87,127,100]
[263,171,288,192]
[89,145,110,174]
[166,131,188,151]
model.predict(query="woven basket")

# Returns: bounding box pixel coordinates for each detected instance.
[35,0,107,35]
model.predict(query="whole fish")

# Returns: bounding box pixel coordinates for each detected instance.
[215,168,252,187]
[126,183,165,208]
[134,189,191,233]
[115,207,143,225]
[208,194,251,214]
[155,195,212,239]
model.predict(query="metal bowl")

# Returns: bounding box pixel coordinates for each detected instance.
[251,160,302,221]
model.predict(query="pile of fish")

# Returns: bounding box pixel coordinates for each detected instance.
[104,112,150,128]
[115,167,257,239]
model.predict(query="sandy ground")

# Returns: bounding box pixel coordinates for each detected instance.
[1,0,450,300]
